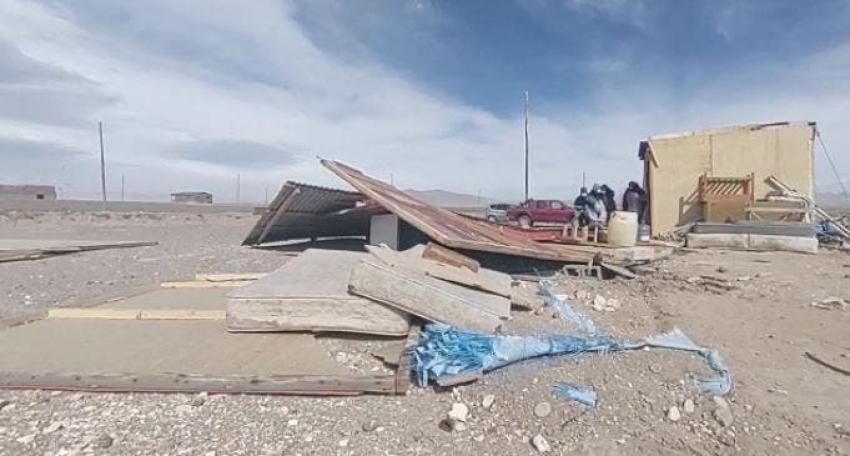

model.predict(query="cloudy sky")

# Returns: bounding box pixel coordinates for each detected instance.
[1,0,849,203]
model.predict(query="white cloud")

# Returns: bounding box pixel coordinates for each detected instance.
[0,0,847,205]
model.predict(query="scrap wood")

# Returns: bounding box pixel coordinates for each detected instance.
[600,262,637,279]
[0,239,157,263]
[0,372,398,396]
[422,242,480,272]
[365,244,513,299]
[195,273,267,282]
[226,249,410,336]
[804,351,850,376]
[348,260,506,334]
[161,280,254,288]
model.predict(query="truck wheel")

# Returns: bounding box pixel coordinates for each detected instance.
[518,215,532,228]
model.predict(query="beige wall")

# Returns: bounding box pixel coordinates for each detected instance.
[646,123,815,235]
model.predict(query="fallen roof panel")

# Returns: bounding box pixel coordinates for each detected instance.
[242,181,381,245]
[320,160,607,264]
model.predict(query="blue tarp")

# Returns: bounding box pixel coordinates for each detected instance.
[413,282,732,396]
[552,383,597,408]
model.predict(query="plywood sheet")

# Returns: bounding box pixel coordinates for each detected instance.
[349,260,504,333]
[227,249,410,335]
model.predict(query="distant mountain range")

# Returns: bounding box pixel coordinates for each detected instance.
[405,189,500,208]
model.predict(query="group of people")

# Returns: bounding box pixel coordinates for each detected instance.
[573,181,646,227]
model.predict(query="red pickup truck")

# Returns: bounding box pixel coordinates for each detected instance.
[506,199,575,228]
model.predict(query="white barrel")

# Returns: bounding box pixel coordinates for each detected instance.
[608,211,638,247]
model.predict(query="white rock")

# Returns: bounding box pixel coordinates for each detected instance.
[683,399,695,414]
[712,396,729,409]
[448,402,469,422]
[592,295,607,310]
[532,434,550,453]
[43,422,64,434]
[533,402,551,418]
[16,434,36,444]
[287,419,298,427]
[338,438,349,447]
[335,352,349,363]
[667,406,681,422]
[482,394,496,409]
[714,407,734,427]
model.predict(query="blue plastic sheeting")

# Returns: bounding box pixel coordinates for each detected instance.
[538,282,597,335]
[643,329,732,396]
[552,383,597,408]
[413,324,623,386]
[413,325,733,396]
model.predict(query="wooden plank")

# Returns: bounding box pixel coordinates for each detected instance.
[393,325,420,394]
[226,297,410,336]
[227,249,410,335]
[195,273,267,282]
[161,280,254,289]
[600,262,637,279]
[0,372,397,395]
[348,260,503,334]
[366,245,513,305]
[48,308,225,321]
[422,242,480,272]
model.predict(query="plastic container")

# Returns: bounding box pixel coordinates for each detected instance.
[607,211,638,247]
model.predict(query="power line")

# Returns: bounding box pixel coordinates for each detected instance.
[816,129,848,198]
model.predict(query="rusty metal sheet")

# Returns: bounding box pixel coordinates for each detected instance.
[320,160,606,264]
[243,181,384,245]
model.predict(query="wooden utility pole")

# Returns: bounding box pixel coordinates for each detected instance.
[523,91,529,202]
[98,122,107,203]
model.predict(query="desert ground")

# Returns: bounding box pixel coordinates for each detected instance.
[0,210,848,455]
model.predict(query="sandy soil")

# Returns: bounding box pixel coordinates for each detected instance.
[0,210,848,455]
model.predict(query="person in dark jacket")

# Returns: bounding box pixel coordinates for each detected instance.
[600,184,616,221]
[622,181,647,224]
[573,187,591,227]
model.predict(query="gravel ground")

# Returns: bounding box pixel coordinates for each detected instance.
[1,210,849,455]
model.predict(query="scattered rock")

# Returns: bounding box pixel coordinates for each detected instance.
[533,402,552,418]
[16,434,36,444]
[42,422,64,434]
[175,404,193,415]
[0,399,10,411]
[287,419,298,427]
[439,418,466,432]
[482,394,496,410]
[667,406,681,422]
[712,396,729,410]
[591,295,620,312]
[338,438,349,447]
[448,402,469,422]
[714,407,734,428]
[362,420,379,432]
[736,276,751,282]
[191,392,208,407]
[335,352,349,363]
[811,297,847,310]
[716,266,728,273]
[532,434,551,453]
[89,433,113,449]
[683,399,695,414]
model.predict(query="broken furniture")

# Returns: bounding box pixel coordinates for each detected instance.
[697,173,754,223]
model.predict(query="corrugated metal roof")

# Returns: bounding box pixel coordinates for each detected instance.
[321,160,606,264]
[242,181,381,245]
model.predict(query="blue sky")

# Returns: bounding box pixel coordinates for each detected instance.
[0,0,849,202]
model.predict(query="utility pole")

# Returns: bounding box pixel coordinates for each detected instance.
[523,90,530,202]
[582,171,586,189]
[98,121,107,203]
[264,185,269,205]
[236,174,241,203]
[121,173,125,202]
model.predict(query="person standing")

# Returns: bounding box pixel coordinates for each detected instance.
[622,181,647,224]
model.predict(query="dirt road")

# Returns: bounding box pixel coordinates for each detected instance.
[0,211,848,455]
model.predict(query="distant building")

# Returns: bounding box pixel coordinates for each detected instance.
[171,191,213,205]
[0,184,57,201]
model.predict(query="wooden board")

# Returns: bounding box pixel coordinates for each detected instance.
[366,244,513,302]
[0,239,157,263]
[422,242,480,271]
[227,249,410,335]
[0,319,405,395]
[348,260,504,333]
[48,308,225,321]
[195,273,267,282]
[161,280,255,288]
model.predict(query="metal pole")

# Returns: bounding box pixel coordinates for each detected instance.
[98,122,107,203]
[264,185,269,204]
[236,174,241,203]
[523,91,529,201]
[121,173,125,202]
